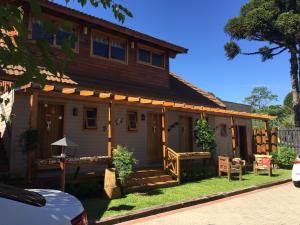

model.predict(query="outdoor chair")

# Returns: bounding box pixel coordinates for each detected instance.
[218,156,245,181]
[253,154,272,176]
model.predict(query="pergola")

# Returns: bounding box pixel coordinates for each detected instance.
[22,82,274,184]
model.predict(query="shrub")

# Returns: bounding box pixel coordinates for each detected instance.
[194,119,216,151]
[112,145,137,185]
[271,146,297,168]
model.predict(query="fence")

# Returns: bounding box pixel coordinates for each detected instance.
[278,128,300,154]
[253,128,277,154]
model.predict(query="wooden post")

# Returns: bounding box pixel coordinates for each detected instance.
[27,92,38,183]
[30,92,38,129]
[59,157,66,191]
[161,107,167,170]
[230,116,237,157]
[107,101,114,157]
[264,121,270,154]
[271,127,277,152]
[176,156,181,184]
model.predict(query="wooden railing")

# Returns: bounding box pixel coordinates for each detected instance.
[165,147,212,184]
[165,147,181,182]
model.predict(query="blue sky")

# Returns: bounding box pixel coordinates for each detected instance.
[54,0,291,104]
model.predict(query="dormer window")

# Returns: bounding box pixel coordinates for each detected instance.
[91,31,127,63]
[138,47,165,69]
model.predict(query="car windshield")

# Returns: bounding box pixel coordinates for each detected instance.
[0,184,46,207]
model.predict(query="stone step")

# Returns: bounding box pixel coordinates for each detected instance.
[126,174,173,186]
[125,180,178,193]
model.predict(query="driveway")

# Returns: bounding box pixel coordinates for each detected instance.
[119,182,299,225]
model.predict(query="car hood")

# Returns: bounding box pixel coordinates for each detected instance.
[29,189,84,224]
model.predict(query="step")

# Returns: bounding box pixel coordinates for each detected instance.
[126,174,173,186]
[130,169,166,179]
[125,180,178,193]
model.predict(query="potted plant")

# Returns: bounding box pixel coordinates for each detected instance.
[104,145,137,199]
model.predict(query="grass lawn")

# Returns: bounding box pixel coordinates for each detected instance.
[80,169,291,220]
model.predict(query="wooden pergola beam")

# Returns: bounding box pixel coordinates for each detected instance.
[38,86,274,121]
[62,87,76,94]
[80,90,94,96]
[99,92,111,99]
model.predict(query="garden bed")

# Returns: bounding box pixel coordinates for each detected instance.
[79,169,291,221]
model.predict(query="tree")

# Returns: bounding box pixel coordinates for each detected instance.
[224,0,300,127]
[244,86,278,111]
[0,0,132,87]
[284,91,293,114]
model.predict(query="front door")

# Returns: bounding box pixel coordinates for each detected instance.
[147,112,162,164]
[179,116,193,152]
[238,126,248,160]
[37,103,64,159]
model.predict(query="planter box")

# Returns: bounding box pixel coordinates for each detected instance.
[178,151,211,160]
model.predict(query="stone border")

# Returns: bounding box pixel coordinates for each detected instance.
[93,178,291,225]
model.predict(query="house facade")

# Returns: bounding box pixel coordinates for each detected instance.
[0,0,272,176]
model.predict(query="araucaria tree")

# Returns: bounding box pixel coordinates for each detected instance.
[224,0,300,126]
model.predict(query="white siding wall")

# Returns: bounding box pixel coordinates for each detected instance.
[113,104,160,167]
[10,94,31,173]
[8,93,254,174]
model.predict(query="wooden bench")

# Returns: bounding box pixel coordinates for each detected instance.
[253,154,272,176]
[218,156,245,181]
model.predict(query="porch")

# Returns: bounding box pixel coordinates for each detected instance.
[23,83,274,189]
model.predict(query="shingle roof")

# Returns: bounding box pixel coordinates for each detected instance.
[0,65,78,85]
[169,73,226,108]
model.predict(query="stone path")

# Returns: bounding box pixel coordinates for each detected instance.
[119,182,300,225]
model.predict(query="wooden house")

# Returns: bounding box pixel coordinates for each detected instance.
[0,0,273,189]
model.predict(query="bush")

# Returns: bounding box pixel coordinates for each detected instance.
[271,146,297,168]
[194,119,216,151]
[112,145,137,185]
[181,166,211,182]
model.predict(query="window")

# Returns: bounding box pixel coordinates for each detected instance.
[56,27,76,49]
[138,49,151,63]
[31,18,78,51]
[92,32,127,62]
[152,53,164,67]
[220,124,227,137]
[31,20,53,44]
[92,36,109,58]
[138,48,165,68]
[111,40,126,60]
[83,107,97,129]
[127,111,138,131]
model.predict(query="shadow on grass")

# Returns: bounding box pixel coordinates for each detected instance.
[108,204,135,211]
[136,189,163,196]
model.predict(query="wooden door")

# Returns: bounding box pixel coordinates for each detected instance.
[179,116,193,152]
[37,103,64,159]
[238,126,248,160]
[147,112,162,164]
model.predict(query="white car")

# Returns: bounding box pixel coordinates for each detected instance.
[292,155,300,187]
[0,184,88,225]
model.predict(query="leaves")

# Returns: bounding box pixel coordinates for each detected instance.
[194,119,216,151]
[224,41,241,59]
[112,145,138,185]
[244,86,278,110]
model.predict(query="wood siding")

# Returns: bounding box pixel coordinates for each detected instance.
[25,8,171,89]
